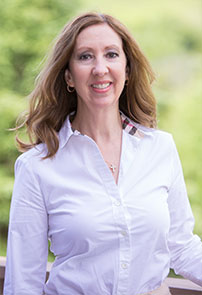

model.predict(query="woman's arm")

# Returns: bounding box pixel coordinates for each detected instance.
[4,154,49,295]
[167,137,202,286]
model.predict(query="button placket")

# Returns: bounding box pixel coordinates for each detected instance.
[84,134,131,295]
[111,196,131,295]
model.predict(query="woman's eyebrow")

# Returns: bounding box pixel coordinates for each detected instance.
[104,45,121,51]
[75,44,121,53]
[75,46,92,52]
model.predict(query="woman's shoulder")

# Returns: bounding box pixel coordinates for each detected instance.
[134,122,175,145]
[121,111,174,145]
[135,125,179,163]
[15,143,47,170]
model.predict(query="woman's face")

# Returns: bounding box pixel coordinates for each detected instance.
[65,23,128,111]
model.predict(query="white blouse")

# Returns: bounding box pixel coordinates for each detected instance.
[4,112,202,295]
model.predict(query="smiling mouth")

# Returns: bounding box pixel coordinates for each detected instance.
[91,82,111,89]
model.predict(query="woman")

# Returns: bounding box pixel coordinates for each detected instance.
[4,12,202,295]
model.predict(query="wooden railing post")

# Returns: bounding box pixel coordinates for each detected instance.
[0,256,6,295]
[165,277,202,295]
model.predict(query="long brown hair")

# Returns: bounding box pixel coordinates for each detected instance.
[16,12,156,158]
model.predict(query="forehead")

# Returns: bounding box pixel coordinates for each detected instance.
[74,23,123,50]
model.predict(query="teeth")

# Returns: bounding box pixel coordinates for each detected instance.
[92,83,110,89]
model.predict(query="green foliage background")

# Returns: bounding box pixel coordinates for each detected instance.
[0,0,201,278]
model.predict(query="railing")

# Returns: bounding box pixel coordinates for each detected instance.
[1,256,202,294]
[165,277,202,294]
[0,257,6,295]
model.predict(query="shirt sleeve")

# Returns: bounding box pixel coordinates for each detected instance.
[167,136,202,286]
[3,155,49,295]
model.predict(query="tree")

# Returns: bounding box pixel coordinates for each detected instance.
[0,0,80,237]
[0,0,80,95]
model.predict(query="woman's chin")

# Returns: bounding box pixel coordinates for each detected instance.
[90,98,118,109]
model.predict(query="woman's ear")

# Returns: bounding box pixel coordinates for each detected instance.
[65,69,74,87]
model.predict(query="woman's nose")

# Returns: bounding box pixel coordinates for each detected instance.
[92,58,109,77]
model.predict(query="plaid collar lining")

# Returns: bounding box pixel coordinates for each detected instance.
[120,112,144,139]
[121,114,137,136]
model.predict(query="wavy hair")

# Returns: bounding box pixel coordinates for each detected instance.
[16,12,157,158]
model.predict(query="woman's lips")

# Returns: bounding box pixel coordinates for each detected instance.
[91,82,112,92]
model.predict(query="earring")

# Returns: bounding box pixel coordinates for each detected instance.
[125,80,129,86]
[67,84,75,93]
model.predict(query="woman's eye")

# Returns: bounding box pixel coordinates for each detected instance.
[79,54,92,60]
[106,52,119,58]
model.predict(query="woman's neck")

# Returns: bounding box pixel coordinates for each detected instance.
[72,104,123,184]
[71,106,122,144]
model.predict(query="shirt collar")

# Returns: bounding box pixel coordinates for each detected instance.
[120,111,145,139]
[58,111,152,149]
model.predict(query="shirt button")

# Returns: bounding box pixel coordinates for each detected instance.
[73,130,80,135]
[114,200,121,206]
[121,230,127,236]
[121,263,128,269]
